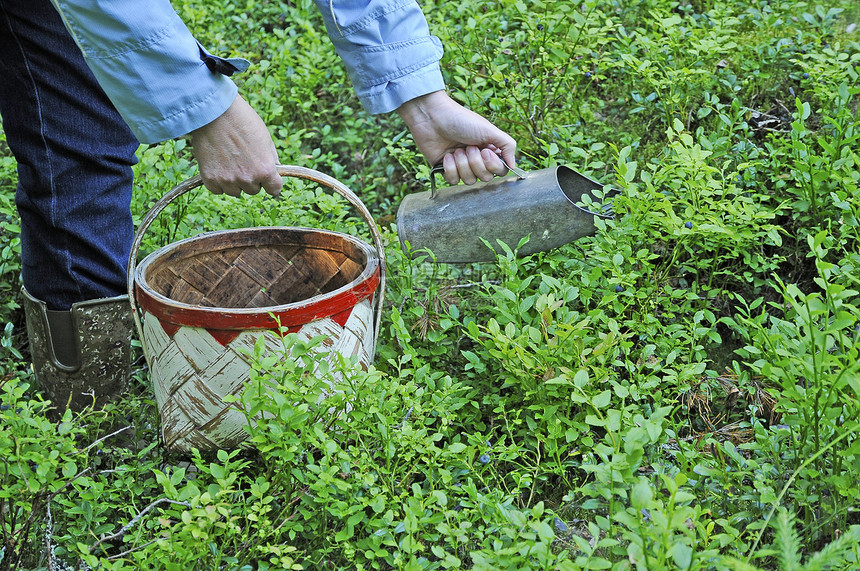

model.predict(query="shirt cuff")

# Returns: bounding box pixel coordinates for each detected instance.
[51,1,243,144]
[361,59,446,115]
[339,36,446,114]
[315,0,447,115]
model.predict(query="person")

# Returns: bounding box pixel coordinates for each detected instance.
[0,0,517,414]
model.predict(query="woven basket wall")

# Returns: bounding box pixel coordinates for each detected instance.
[133,226,381,452]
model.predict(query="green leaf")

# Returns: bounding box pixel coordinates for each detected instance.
[448,442,467,454]
[630,479,652,510]
[671,543,693,569]
[335,523,354,542]
[592,390,612,409]
[574,369,590,387]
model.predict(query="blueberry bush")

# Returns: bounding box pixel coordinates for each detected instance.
[1,0,859,569]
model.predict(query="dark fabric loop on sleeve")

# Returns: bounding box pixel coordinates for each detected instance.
[196,41,250,77]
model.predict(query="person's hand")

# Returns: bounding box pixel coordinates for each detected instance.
[396,90,517,186]
[190,94,282,197]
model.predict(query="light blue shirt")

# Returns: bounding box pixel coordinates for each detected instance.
[49,0,446,144]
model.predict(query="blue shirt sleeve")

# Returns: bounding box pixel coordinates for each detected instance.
[314,0,446,114]
[49,0,446,143]
[49,0,240,144]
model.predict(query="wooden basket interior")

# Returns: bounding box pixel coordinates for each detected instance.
[142,228,369,309]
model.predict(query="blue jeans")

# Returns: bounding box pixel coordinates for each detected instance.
[0,0,139,310]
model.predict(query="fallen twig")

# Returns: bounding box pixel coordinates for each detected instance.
[91,498,190,553]
[106,538,161,562]
[74,426,132,455]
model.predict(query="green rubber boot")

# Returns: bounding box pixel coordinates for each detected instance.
[21,287,133,417]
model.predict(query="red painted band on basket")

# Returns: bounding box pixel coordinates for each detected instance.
[134,266,380,331]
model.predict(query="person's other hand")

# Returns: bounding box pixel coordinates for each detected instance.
[396,90,517,185]
[190,94,282,197]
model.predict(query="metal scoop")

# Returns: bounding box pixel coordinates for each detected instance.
[396,164,615,263]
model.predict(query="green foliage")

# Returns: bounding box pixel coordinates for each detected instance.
[0,131,21,329]
[721,510,860,570]
[721,229,860,540]
[0,379,81,568]
[0,0,859,568]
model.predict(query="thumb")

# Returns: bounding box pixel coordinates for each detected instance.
[485,130,517,170]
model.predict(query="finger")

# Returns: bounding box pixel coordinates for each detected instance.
[224,175,251,196]
[226,174,252,196]
[481,148,507,176]
[442,153,458,185]
[259,167,283,197]
[467,146,494,182]
[215,163,280,197]
[200,164,247,196]
[452,148,477,185]
[200,172,226,195]
[258,146,282,197]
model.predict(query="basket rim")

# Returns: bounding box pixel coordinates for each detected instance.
[133,226,381,330]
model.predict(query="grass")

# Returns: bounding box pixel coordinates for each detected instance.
[1,0,859,569]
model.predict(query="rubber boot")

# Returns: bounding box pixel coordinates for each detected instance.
[21,287,133,417]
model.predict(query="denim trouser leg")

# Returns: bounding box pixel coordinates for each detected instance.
[0,0,139,310]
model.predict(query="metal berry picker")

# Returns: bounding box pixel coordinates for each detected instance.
[396,163,616,263]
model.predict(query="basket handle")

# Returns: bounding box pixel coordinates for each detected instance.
[127,165,387,360]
